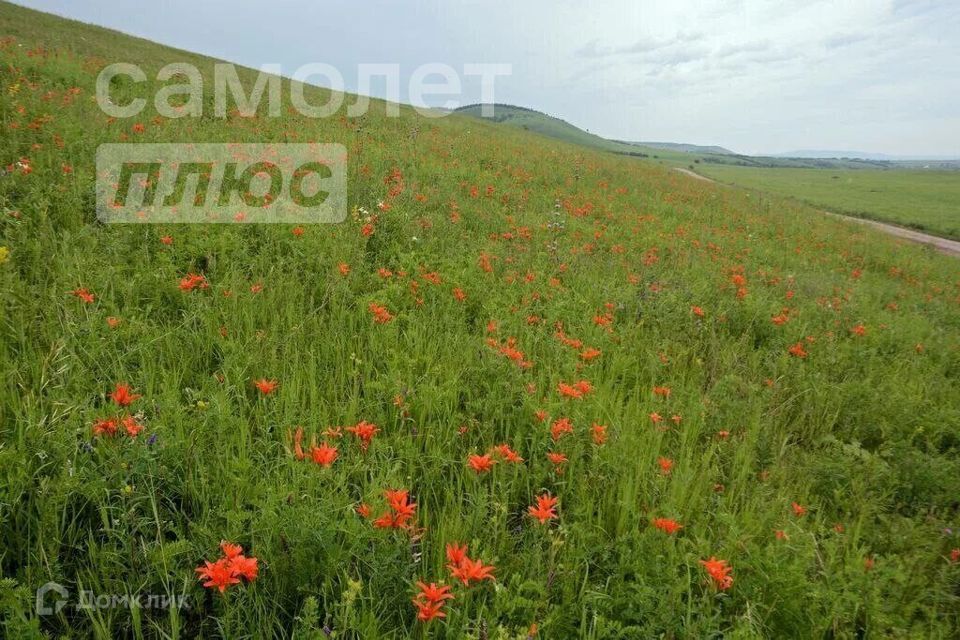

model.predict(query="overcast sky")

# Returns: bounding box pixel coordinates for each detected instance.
[10,0,960,156]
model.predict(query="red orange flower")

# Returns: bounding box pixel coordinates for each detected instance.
[253,378,278,395]
[70,288,95,303]
[550,417,574,441]
[492,443,524,463]
[788,342,808,358]
[528,493,558,524]
[557,382,582,399]
[657,457,673,475]
[446,543,468,567]
[121,414,144,437]
[449,556,496,585]
[228,554,259,581]
[310,442,339,467]
[700,556,733,590]
[374,488,417,529]
[195,559,240,593]
[652,518,683,535]
[580,347,601,361]
[591,423,608,445]
[92,418,118,437]
[110,383,140,407]
[178,273,208,292]
[468,453,495,473]
[347,420,380,451]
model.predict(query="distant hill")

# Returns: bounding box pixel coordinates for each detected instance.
[453,104,654,157]
[454,104,945,171]
[775,150,900,161]
[775,150,960,162]
[629,141,736,155]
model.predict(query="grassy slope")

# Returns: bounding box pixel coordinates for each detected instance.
[698,165,960,240]
[2,2,960,638]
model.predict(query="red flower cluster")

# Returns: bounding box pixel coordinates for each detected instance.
[92,384,145,438]
[411,542,496,623]
[557,379,593,399]
[446,542,495,585]
[467,442,525,473]
[195,541,258,593]
[412,581,454,622]
[373,489,417,530]
[69,287,95,303]
[369,302,394,324]
[179,272,208,292]
[486,336,533,368]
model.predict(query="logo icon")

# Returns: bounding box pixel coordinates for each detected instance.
[36,582,69,615]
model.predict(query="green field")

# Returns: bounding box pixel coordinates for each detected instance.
[697,165,960,240]
[2,2,960,639]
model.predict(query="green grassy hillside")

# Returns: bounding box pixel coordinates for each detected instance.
[2,2,960,639]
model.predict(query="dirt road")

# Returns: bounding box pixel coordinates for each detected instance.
[672,168,960,257]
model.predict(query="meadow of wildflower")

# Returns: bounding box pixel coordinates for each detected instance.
[1,3,960,638]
